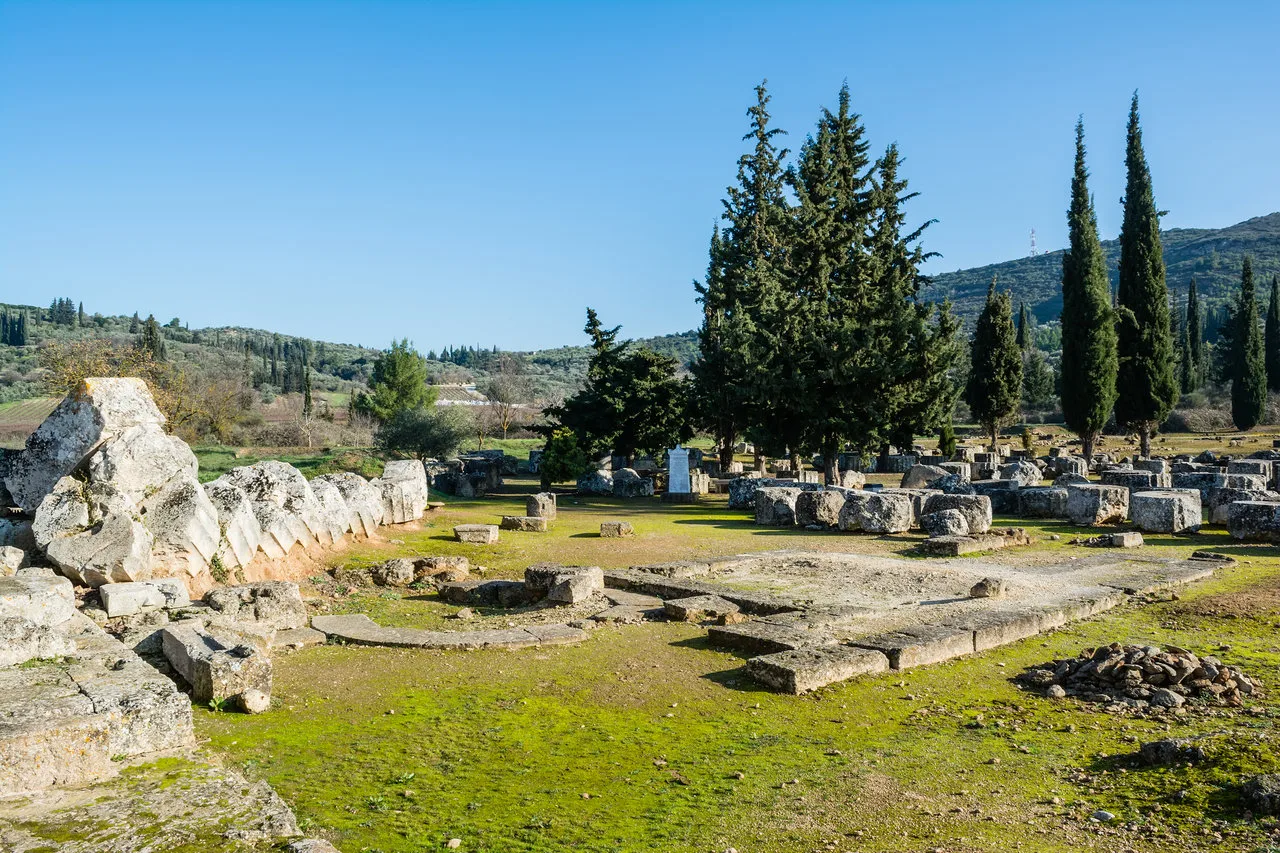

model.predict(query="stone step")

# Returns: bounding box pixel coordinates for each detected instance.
[746,645,891,694]
[849,624,976,669]
[706,621,837,655]
[310,613,588,650]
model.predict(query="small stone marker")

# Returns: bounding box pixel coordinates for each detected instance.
[1110,531,1144,548]
[500,516,548,532]
[454,524,499,545]
[664,594,740,622]
[526,492,557,520]
[600,521,633,538]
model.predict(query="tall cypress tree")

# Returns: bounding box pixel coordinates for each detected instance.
[1016,302,1030,349]
[1059,117,1117,462]
[1186,277,1202,389]
[1266,275,1280,392]
[1114,94,1177,458]
[691,226,746,467]
[138,315,167,361]
[965,279,1023,450]
[718,81,794,469]
[1232,257,1267,430]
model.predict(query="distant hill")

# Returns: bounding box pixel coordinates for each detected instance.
[923,212,1280,325]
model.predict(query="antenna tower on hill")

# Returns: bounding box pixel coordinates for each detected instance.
[1030,228,1037,256]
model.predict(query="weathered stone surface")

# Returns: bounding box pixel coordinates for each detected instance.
[307,476,352,546]
[755,487,801,526]
[85,422,198,506]
[162,621,272,707]
[35,478,154,586]
[746,645,890,694]
[310,612,586,650]
[1227,459,1272,477]
[1016,486,1069,518]
[141,474,220,577]
[576,469,613,495]
[1054,456,1089,477]
[921,508,969,537]
[201,479,263,570]
[1223,472,1269,490]
[313,472,384,538]
[413,555,470,583]
[707,620,837,655]
[1172,470,1227,500]
[371,558,415,587]
[1243,774,1280,817]
[438,578,528,606]
[1228,500,1280,542]
[1130,489,1202,533]
[0,545,26,575]
[968,479,1020,514]
[901,464,949,489]
[99,579,190,618]
[600,520,634,538]
[1066,484,1129,526]
[0,574,76,626]
[968,577,1007,598]
[1100,469,1159,494]
[0,517,36,553]
[838,491,913,534]
[837,469,866,488]
[937,461,972,481]
[213,461,325,557]
[376,459,429,523]
[204,581,306,630]
[727,476,823,509]
[4,378,167,515]
[921,493,992,534]
[288,841,344,853]
[548,566,604,604]
[851,625,975,669]
[664,594,740,622]
[0,615,77,667]
[1054,472,1090,488]
[1111,531,1144,548]
[1207,487,1280,524]
[501,515,548,532]
[527,491,558,519]
[612,467,655,498]
[998,460,1042,487]
[454,523,499,544]
[794,489,846,528]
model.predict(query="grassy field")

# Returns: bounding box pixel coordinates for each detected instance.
[194,480,1280,853]
[0,396,59,447]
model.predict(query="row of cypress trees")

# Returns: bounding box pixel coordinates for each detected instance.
[690,82,959,481]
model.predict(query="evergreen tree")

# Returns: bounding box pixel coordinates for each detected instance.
[1,312,9,346]
[1113,94,1177,458]
[690,226,747,468]
[1266,275,1280,392]
[964,279,1023,449]
[302,348,314,418]
[1232,256,1267,430]
[353,339,435,422]
[1022,349,1056,409]
[1184,278,1203,392]
[15,313,26,346]
[1016,302,1030,349]
[1178,312,1195,394]
[1059,117,1118,462]
[77,301,85,326]
[129,312,140,334]
[138,315,167,360]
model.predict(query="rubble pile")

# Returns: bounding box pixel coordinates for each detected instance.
[1019,642,1262,712]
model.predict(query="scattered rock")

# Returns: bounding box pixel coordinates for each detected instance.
[968,577,1006,599]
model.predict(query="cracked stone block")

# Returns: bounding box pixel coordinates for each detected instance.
[454,524,499,544]
[161,621,272,707]
[851,625,975,669]
[211,461,326,556]
[838,491,913,533]
[600,521,633,538]
[754,487,802,526]
[1066,484,1129,526]
[1110,531,1144,548]
[746,645,890,694]
[376,459,429,524]
[313,472,384,538]
[204,581,306,630]
[307,477,352,547]
[526,492,557,519]
[500,515,548,532]
[1017,486,1069,519]
[33,477,154,587]
[794,489,846,528]
[1130,489,1202,533]
[664,594,740,622]
[141,474,220,578]
[921,493,992,533]
[707,621,837,655]
[1228,500,1280,541]
[202,479,263,570]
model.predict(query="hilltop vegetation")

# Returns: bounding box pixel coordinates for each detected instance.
[925,212,1280,326]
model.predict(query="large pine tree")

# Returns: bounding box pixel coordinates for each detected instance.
[1059,117,1117,462]
[1266,275,1280,392]
[690,226,746,468]
[1185,278,1203,392]
[1113,94,1177,458]
[1232,257,1267,430]
[965,279,1023,450]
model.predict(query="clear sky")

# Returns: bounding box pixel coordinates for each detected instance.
[2,1,1277,352]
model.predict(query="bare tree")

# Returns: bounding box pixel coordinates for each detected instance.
[483,355,533,439]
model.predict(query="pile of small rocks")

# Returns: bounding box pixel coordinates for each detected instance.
[1019,642,1262,712]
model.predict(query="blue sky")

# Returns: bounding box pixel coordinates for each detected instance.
[2,1,1277,351]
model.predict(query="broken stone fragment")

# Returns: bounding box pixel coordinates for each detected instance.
[921,509,969,538]
[203,581,306,630]
[202,479,263,570]
[600,521,633,538]
[313,472,385,537]
[141,474,220,577]
[968,577,1007,599]
[664,594,740,622]
[454,524,499,544]
[161,621,273,708]
[500,515,548,532]
[85,422,199,506]
[375,460,429,524]
[0,545,26,576]
[307,477,353,547]
[371,558,415,587]
[526,492,557,519]
[34,477,154,587]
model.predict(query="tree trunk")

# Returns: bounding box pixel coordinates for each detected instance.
[1082,433,1095,465]
[719,434,735,469]
[822,439,838,486]
[878,443,890,472]
[1139,426,1151,460]
[989,424,998,452]
[754,449,765,473]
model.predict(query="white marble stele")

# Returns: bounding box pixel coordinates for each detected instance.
[667,445,691,494]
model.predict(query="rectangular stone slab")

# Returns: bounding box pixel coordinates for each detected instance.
[850,625,975,669]
[940,610,1043,652]
[706,621,837,655]
[746,645,891,694]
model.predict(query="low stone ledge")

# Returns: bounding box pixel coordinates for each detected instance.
[500,515,548,532]
[454,524,499,544]
[706,621,837,655]
[310,613,587,650]
[849,624,975,669]
[746,645,890,694]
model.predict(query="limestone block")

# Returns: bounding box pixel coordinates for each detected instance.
[576,469,614,495]
[838,491,913,533]
[998,460,1042,487]
[1227,459,1272,477]
[500,515,548,532]
[527,492,557,519]
[968,479,1020,514]
[547,566,604,604]
[1134,459,1171,475]
[161,622,272,707]
[4,377,166,515]
[213,462,325,555]
[1206,487,1280,524]
[306,477,352,547]
[611,468,655,498]
[600,521,633,538]
[794,489,846,528]
[0,518,36,552]
[1100,469,1158,494]
[1017,486,1069,519]
[837,470,866,488]
[202,480,263,570]
[377,459,429,523]
[746,645,890,694]
[1054,456,1089,477]
[141,474,220,577]
[85,422,198,506]
[1054,472,1089,487]
[1228,500,1280,542]
[371,558,415,587]
[754,487,802,526]
[1111,531,1144,548]
[313,472,384,538]
[921,508,969,537]
[937,461,972,481]
[1066,484,1129,526]
[204,581,306,630]
[1130,490,1202,533]
[727,476,822,509]
[0,615,77,667]
[851,625,975,669]
[0,545,26,576]
[0,574,76,626]
[454,524,499,544]
[1172,471,1226,500]
[34,478,153,586]
[664,594,740,622]
[921,493,992,534]
[99,581,166,618]
[900,464,949,489]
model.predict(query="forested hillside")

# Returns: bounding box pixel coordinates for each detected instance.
[924,212,1280,325]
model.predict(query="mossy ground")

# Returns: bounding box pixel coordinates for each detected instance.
[190,477,1280,853]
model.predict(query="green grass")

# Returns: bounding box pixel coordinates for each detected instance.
[194,484,1280,852]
